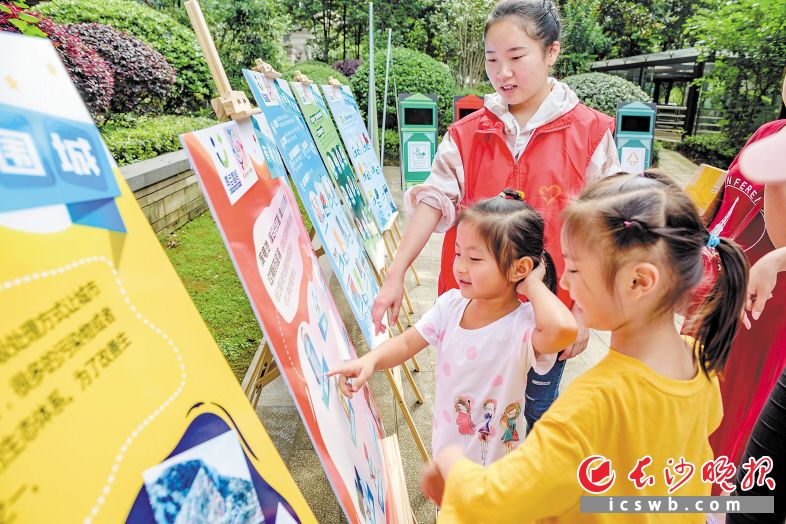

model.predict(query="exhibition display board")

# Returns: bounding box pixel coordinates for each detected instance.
[181,117,395,524]
[290,80,385,270]
[0,33,314,524]
[243,69,386,349]
[320,83,398,233]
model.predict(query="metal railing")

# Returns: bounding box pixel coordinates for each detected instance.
[655,105,686,141]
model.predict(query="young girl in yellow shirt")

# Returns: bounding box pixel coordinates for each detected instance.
[421,172,749,523]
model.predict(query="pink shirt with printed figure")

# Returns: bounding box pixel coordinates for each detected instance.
[415,289,555,466]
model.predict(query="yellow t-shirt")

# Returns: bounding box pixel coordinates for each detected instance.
[439,348,723,523]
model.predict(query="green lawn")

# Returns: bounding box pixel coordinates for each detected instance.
[162,213,261,382]
[162,187,311,381]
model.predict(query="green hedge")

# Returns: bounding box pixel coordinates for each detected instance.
[563,72,651,117]
[282,60,349,86]
[677,133,739,169]
[351,47,456,135]
[35,0,213,112]
[101,114,216,165]
[454,83,495,98]
[382,129,400,166]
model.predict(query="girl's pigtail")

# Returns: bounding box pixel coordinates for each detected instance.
[539,250,558,295]
[693,237,749,376]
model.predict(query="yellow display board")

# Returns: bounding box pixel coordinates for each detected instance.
[0,33,314,524]
[684,164,727,215]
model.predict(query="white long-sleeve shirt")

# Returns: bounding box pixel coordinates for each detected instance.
[405,78,621,232]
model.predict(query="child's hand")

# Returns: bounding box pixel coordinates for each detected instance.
[516,258,547,296]
[327,357,375,398]
[420,462,446,506]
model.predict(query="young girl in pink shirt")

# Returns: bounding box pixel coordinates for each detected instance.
[331,190,577,465]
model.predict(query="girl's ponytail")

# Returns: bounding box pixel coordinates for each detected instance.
[693,237,749,376]
[538,250,558,295]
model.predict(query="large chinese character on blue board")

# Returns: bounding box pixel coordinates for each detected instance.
[0,33,122,231]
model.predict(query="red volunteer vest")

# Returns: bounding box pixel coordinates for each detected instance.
[438,104,615,306]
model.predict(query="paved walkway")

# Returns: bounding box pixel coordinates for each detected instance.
[252,149,699,523]
[651,148,698,187]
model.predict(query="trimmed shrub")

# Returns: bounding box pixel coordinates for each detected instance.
[282,60,350,86]
[563,72,651,116]
[677,133,739,169]
[351,48,456,135]
[454,83,495,98]
[333,59,362,78]
[35,0,212,112]
[651,139,663,166]
[382,129,400,166]
[67,23,176,114]
[100,114,216,165]
[1,4,114,118]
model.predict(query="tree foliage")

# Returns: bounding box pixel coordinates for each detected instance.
[432,0,494,88]
[199,0,290,91]
[595,0,702,59]
[686,0,786,144]
[556,0,609,77]
[597,0,664,58]
[351,47,455,133]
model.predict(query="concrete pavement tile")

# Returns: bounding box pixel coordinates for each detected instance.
[287,449,343,522]
[256,405,299,463]
[255,374,296,407]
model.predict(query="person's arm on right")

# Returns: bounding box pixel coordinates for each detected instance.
[741,246,786,329]
[764,182,786,248]
[372,204,442,333]
[372,132,465,332]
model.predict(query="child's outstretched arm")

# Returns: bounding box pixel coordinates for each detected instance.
[517,263,578,353]
[328,328,428,398]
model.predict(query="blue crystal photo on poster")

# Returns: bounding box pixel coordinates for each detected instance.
[142,430,264,524]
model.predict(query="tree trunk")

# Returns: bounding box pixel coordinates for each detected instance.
[342,3,347,60]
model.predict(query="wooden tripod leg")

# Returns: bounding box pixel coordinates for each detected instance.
[393,221,421,286]
[382,253,414,318]
[401,364,424,405]
[408,262,422,287]
[244,342,268,398]
[248,342,281,408]
[384,368,429,463]
[401,285,415,318]
[391,318,420,372]
[382,229,395,262]
[400,286,414,321]
[395,316,406,335]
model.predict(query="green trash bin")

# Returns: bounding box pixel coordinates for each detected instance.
[615,101,657,173]
[397,93,438,189]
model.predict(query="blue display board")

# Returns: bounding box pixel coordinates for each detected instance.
[243,69,385,348]
[320,84,398,232]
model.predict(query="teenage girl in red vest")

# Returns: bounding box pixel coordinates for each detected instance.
[373,0,620,429]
